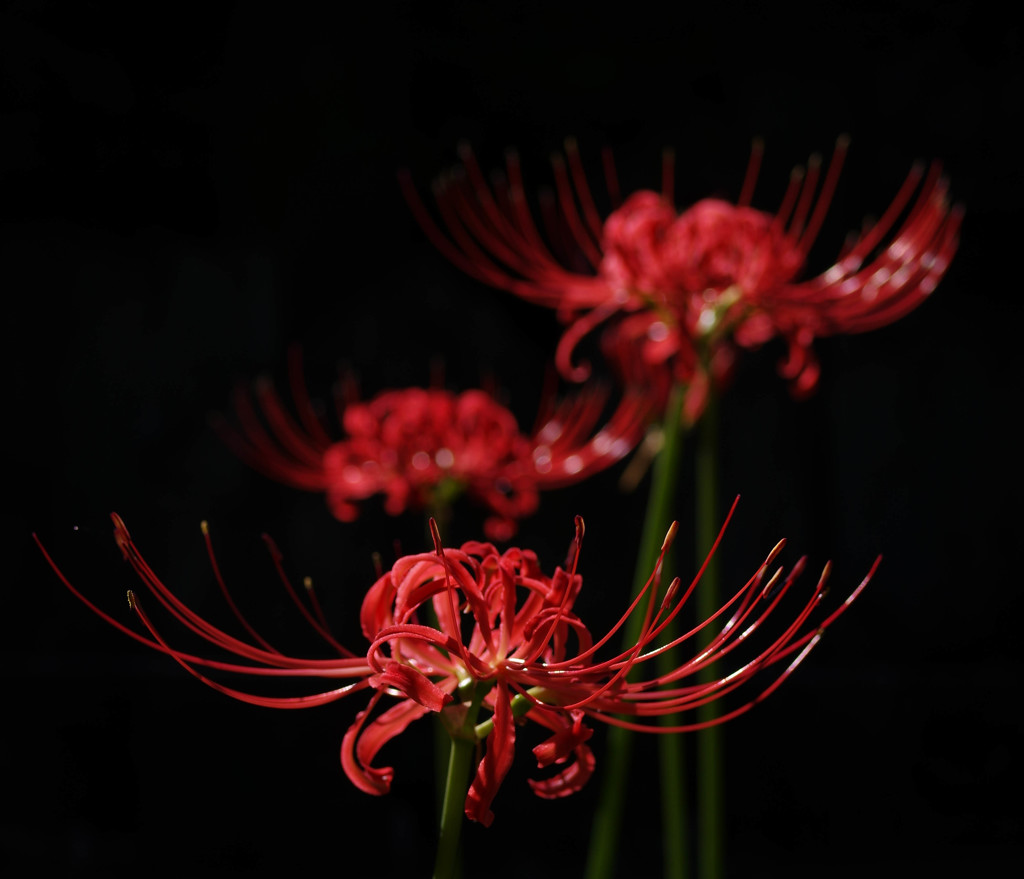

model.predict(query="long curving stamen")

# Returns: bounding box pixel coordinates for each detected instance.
[35,533,369,679]
[787,152,821,241]
[303,576,335,640]
[551,521,679,711]
[797,135,849,254]
[503,148,559,259]
[661,147,675,206]
[737,137,764,207]
[550,153,603,268]
[127,590,370,707]
[601,147,621,209]
[261,532,358,657]
[201,520,281,655]
[772,166,804,236]
[109,515,364,671]
[585,628,825,733]
[564,138,605,240]
[253,376,331,466]
[515,516,587,668]
[429,518,475,670]
[286,345,335,448]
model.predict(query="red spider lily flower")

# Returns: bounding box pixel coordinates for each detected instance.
[401,138,961,413]
[345,499,880,826]
[35,501,878,827]
[216,355,650,540]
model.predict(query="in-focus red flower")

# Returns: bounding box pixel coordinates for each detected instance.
[216,355,650,539]
[35,502,878,828]
[402,138,961,415]
[345,499,878,825]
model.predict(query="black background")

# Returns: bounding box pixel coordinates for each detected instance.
[6,2,1021,877]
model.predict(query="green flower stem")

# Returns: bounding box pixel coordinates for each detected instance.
[656,546,688,879]
[433,683,487,879]
[473,687,548,739]
[585,383,689,879]
[433,715,449,819]
[694,388,722,879]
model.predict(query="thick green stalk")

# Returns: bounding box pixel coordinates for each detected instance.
[694,389,722,879]
[657,663,688,879]
[584,384,688,879]
[433,685,485,879]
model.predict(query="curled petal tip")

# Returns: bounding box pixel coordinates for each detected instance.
[566,362,592,383]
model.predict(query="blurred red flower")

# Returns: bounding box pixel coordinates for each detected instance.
[403,138,961,416]
[217,356,650,540]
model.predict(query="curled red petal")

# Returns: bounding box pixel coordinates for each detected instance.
[528,743,596,800]
[464,682,515,827]
[370,659,453,712]
[527,708,596,800]
[341,693,430,796]
[531,709,594,768]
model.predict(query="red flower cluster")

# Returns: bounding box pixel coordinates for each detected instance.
[218,359,649,540]
[403,139,961,419]
[35,503,878,826]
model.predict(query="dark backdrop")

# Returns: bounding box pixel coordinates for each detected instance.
[6,2,1020,877]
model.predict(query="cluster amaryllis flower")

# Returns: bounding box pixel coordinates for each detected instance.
[35,502,878,827]
[402,138,961,416]
[216,355,650,540]
[347,505,878,825]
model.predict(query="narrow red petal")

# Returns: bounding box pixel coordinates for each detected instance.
[370,660,453,712]
[341,693,431,796]
[464,682,516,826]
